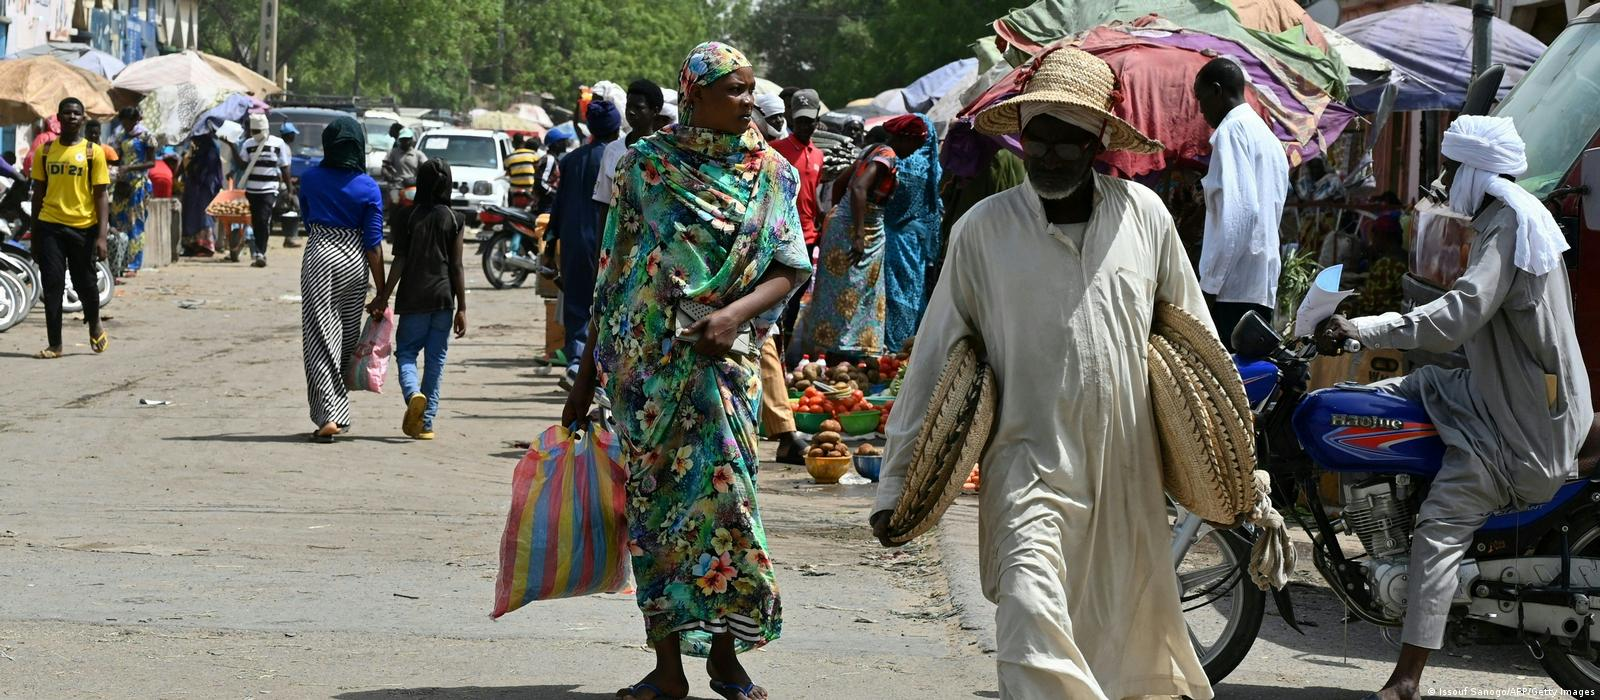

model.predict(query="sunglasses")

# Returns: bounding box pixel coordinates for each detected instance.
[1021,139,1098,160]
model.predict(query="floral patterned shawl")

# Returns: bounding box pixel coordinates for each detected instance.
[593,123,809,452]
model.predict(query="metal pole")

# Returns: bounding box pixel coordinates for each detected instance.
[1472,0,1495,78]
[258,0,279,82]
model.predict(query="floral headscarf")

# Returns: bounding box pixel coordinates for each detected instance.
[678,41,752,125]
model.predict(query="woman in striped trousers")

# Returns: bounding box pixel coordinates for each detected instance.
[296,117,388,443]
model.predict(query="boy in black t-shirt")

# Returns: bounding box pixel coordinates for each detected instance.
[370,159,466,439]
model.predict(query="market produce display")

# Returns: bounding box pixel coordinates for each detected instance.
[807,429,850,459]
[206,196,250,217]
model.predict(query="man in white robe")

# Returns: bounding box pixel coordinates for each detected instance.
[1192,57,1288,346]
[871,48,1214,700]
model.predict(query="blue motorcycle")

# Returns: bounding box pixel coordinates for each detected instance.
[1173,311,1600,691]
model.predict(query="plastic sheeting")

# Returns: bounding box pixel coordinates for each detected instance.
[901,58,979,113]
[1337,3,1545,112]
[993,0,1349,99]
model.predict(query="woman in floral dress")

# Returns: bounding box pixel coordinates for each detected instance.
[561,41,811,700]
[798,115,927,358]
[110,108,155,276]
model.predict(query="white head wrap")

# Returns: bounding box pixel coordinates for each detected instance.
[754,93,786,119]
[1020,103,1110,146]
[1440,115,1568,276]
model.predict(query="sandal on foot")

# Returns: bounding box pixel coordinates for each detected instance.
[309,430,337,444]
[90,332,109,353]
[709,679,764,700]
[617,682,683,700]
[402,394,427,438]
[34,349,62,359]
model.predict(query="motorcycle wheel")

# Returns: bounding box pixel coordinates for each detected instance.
[481,231,529,290]
[59,262,112,314]
[0,270,24,332]
[0,252,39,313]
[1533,512,1600,692]
[1177,521,1267,685]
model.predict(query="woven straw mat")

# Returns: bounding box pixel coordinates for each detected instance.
[1148,302,1258,526]
[885,337,997,545]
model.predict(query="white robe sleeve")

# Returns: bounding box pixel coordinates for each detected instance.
[1198,125,1253,297]
[873,210,984,515]
[1354,212,1516,353]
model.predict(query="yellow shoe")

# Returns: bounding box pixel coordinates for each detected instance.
[416,431,435,440]
[402,394,426,438]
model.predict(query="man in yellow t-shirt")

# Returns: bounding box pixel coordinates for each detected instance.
[504,134,542,207]
[28,97,111,359]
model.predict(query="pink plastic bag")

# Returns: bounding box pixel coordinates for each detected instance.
[346,309,394,393]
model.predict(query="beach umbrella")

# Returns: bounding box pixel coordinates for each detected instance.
[139,83,232,145]
[472,111,542,132]
[1337,3,1544,112]
[197,51,282,97]
[6,42,126,79]
[115,51,248,97]
[0,56,116,124]
[71,51,126,79]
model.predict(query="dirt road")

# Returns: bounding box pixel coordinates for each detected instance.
[0,247,1575,699]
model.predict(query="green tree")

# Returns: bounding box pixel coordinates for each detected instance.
[736,0,1013,106]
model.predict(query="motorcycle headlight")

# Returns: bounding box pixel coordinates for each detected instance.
[472,180,493,196]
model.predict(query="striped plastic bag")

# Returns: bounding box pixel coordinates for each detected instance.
[492,424,630,618]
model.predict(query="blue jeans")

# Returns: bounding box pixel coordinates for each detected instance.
[395,309,453,430]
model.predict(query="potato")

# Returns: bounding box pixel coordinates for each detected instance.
[828,448,847,458]
[802,364,823,380]
[807,447,824,457]
[819,419,843,434]
[856,443,881,456]
[814,430,842,445]
[794,380,812,391]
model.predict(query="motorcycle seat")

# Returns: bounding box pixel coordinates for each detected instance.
[1579,414,1600,478]
[485,205,537,226]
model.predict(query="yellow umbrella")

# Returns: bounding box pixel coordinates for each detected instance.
[197,51,282,97]
[0,56,115,124]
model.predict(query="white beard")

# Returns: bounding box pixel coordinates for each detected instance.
[1032,177,1085,201]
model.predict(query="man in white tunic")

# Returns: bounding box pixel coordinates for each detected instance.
[1320,116,1592,700]
[1192,57,1288,346]
[870,48,1213,700]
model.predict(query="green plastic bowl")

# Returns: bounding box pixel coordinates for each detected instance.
[838,410,882,436]
[794,411,830,434]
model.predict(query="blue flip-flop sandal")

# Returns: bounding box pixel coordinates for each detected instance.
[709,679,763,700]
[619,681,683,700]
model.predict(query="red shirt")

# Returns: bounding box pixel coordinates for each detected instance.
[149,160,174,198]
[771,135,824,245]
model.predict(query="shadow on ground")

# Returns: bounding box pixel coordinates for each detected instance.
[333,687,663,700]
[164,432,411,445]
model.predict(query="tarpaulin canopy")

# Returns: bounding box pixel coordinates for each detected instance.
[0,56,116,124]
[954,25,1354,178]
[472,111,544,132]
[6,42,125,79]
[190,93,270,138]
[140,83,233,145]
[992,0,1349,99]
[901,58,979,113]
[1337,3,1545,112]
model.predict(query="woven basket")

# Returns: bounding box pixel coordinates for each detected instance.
[1149,302,1258,526]
[884,337,997,544]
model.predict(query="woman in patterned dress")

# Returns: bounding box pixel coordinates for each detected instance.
[297,117,387,443]
[881,113,943,352]
[798,115,927,358]
[110,108,155,277]
[561,42,811,700]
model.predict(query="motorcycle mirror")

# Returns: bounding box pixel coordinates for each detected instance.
[1584,148,1600,230]
[1231,310,1283,360]
[1461,64,1506,117]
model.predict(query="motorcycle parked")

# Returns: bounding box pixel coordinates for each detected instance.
[476,203,553,290]
[1174,311,1600,691]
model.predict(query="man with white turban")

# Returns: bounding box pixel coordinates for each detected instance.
[871,47,1213,700]
[1321,115,1592,700]
[754,92,789,142]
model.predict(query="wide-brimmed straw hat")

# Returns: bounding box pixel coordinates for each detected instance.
[1148,302,1258,526]
[884,337,997,545]
[975,47,1161,155]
